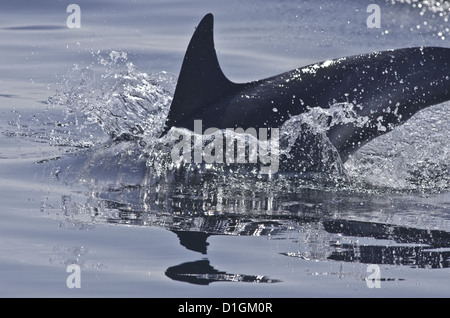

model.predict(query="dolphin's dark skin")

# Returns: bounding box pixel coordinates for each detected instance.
[162,13,450,162]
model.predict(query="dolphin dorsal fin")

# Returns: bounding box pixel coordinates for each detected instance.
[162,13,238,134]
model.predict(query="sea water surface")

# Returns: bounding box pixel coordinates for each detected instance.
[0,0,449,297]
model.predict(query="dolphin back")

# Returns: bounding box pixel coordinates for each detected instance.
[162,13,450,166]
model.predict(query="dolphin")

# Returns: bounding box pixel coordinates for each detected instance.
[161,13,450,163]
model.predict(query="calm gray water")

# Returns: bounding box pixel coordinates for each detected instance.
[0,0,449,297]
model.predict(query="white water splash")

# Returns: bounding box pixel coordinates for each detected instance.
[345,102,450,191]
[48,51,174,143]
[46,51,448,192]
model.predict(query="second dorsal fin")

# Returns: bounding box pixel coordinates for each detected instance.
[162,13,238,134]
